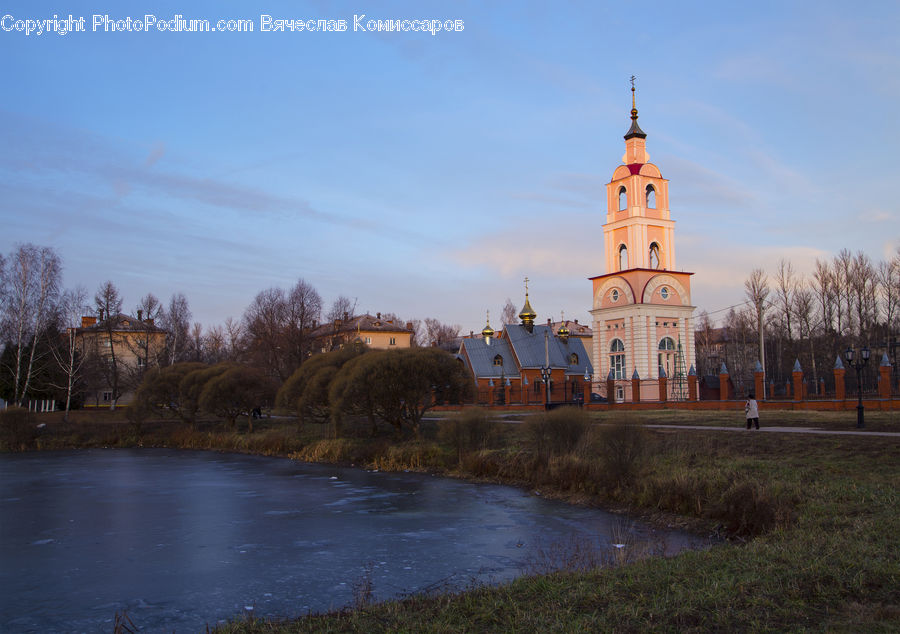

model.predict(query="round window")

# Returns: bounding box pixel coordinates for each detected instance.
[660,287,669,300]
[611,289,619,302]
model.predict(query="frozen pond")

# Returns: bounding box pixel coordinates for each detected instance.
[0,450,707,631]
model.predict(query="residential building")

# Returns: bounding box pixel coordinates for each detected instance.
[73,311,166,407]
[309,312,414,353]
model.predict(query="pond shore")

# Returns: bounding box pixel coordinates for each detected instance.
[4,409,900,631]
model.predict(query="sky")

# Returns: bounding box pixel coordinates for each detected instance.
[2,0,899,336]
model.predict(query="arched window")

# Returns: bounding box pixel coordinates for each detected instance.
[569,352,579,365]
[618,244,628,270]
[646,184,656,208]
[649,242,661,269]
[493,354,503,367]
[658,337,676,378]
[609,339,626,380]
[618,186,627,211]
[611,289,619,302]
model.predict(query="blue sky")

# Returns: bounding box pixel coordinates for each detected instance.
[2,0,898,334]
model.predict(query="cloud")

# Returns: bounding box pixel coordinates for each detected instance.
[0,109,428,242]
[145,141,166,167]
[662,156,756,209]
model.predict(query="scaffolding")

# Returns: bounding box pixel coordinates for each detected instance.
[670,338,688,401]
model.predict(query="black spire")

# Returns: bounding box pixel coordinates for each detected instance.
[624,77,646,140]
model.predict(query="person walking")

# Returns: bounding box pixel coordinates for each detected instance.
[745,392,760,430]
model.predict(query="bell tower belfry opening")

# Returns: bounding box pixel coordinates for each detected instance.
[588,81,696,402]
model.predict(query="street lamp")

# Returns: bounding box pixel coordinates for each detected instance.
[541,329,552,409]
[844,345,871,429]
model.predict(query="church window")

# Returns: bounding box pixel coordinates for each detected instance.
[646,184,656,208]
[660,286,669,300]
[569,353,579,365]
[617,186,627,211]
[610,339,626,380]
[611,289,619,302]
[493,354,503,367]
[649,242,661,269]
[618,244,628,270]
[658,337,676,378]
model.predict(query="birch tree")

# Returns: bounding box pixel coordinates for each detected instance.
[49,287,89,421]
[0,244,62,405]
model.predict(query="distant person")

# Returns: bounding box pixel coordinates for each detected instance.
[745,393,760,430]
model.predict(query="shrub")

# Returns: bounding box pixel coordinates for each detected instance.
[438,408,499,462]
[524,407,589,459]
[591,421,648,488]
[0,407,35,451]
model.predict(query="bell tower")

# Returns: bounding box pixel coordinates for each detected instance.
[589,81,696,401]
[603,80,676,274]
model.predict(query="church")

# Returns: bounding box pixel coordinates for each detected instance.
[457,86,697,404]
[588,87,696,401]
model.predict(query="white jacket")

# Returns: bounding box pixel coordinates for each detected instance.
[745,399,759,418]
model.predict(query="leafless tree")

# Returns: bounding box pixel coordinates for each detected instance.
[161,293,192,365]
[879,255,900,336]
[224,317,244,360]
[500,299,518,327]
[49,286,89,421]
[284,278,322,369]
[0,244,62,405]
[93,280,124,409]
[833,248,853,336]
[190,322,204,362]
[694,310,715,376]
[744,268,769,381]
[813,258,835,336]
[848,251,877,339]
[326,295,357,323]
[135,293,163,325]
[793,284,819,385]
[204,324,227,363]
[423,318,461,352]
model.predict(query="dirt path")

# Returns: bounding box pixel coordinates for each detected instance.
[643,424,900,437]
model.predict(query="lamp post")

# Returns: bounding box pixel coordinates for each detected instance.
[540,364,552,409]
[844,346,871,429]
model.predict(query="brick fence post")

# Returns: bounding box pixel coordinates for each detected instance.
[631,370,641,404]
[658,367,668,402]
[607,369,616,406]
[879,353,892,399]
[754,360,764,400]
[792,359,804,401]
[718,363,730,401]
[687,366,698,401]
[834,357,846,401]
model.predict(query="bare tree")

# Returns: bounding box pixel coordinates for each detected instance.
[0,244,62,405]
[813,258,835,337]
[694,310,715,376]
[190,322,204,362]
[49,286,89,421]
[135,293,163,325]
[284,278,322,370]
[744,268,770,381]
[161,293,192,365]
[93,280,124,409]
[880,254,900,337]
[833,249,853,336]
[849,251,877,339]
[326,295,357,323]
[204,324,227,363]
[224,317,244,361]
[423,318,461,352]
[793,284,819,386]
[500,299,517,327]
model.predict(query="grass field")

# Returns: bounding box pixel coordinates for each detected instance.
[3,407,899,631]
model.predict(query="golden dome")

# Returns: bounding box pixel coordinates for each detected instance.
[481,311,494,338]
